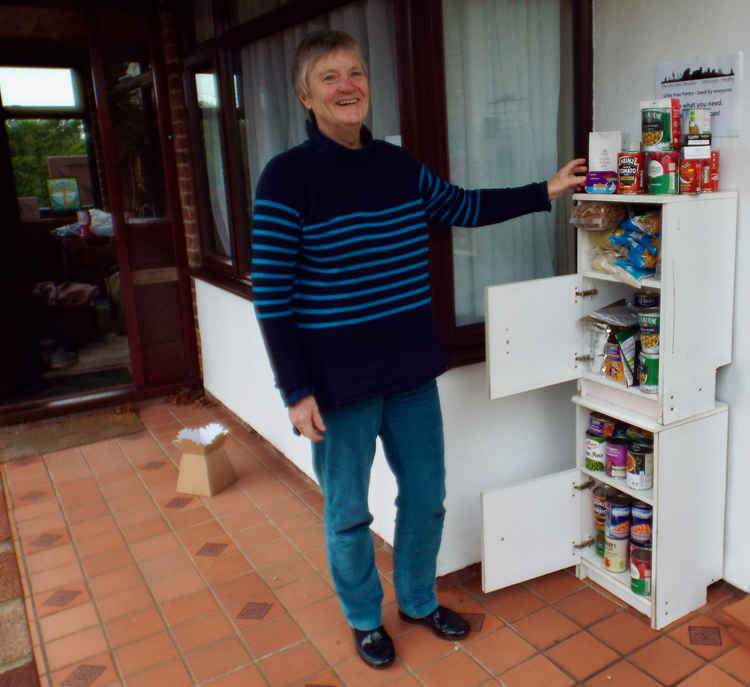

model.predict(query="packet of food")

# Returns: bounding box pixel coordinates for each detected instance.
[582,320,610,375]
[615,326,639,386]
[609,230,660,269]
[570,202,627,230]
[587,302,639,329]
[621,210,661,235]
[613,258,656,285]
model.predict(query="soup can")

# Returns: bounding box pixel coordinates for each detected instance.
[605,493,631,539]
[638,350,659,393]
[605,536,629,573]
[679,158,703,194]
[627,443,654,490]
[638,308,660,353]
[630,500,653,545]
[630,542,652,595]
[617,151,644,194]
[605,438,628,479]
[585,432,607,472]
[646,151,679,194]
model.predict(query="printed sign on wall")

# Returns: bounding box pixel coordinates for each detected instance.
[655,52,743,137]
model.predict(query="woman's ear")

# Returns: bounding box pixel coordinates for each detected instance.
[296,91,311,110]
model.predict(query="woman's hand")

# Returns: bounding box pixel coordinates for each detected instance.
[289,395,326,442]
[547,158,588,200]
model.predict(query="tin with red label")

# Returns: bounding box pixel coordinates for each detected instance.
[617,152,644,194]
[646,151,679,194]
[679,158,703,194]
[630,543,652,595]
[705,150,720,192]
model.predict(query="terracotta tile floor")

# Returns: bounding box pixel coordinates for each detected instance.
[2,399,750,687]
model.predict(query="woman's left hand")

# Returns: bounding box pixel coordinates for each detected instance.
[547,158,588,200]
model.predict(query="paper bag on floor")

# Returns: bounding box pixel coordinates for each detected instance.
[174,423,236,496]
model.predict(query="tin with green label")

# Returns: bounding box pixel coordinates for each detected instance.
[638,350,659,394]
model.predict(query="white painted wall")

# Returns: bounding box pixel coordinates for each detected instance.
[195,278,575,576]
[593,0,750,591]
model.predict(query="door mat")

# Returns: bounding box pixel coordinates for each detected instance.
[0,409,144,462]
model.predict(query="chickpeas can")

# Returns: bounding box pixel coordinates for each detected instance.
[638,308,660,353]
[647,151,679,194]
[617,152,644,194]
[605,536,629,573]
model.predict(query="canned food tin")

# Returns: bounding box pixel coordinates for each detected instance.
[679,158,703,194]
[704,150,720,192]
[605,536,629,573]
[638,307,660,353]
[646,151,679,194]
[638,350,659,393]
[634,291,660,309]
[605,438,628,479]
[589,413,616,438]
[630,542,652,595]
[605,493,631,539]
[617,151,644,194]
[641,98,681,151]
[630,501,653,544]
[585,432,607,471]
[605,342,625,383]
[627,444,654,490]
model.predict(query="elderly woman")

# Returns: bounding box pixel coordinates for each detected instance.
[252,29,585,669]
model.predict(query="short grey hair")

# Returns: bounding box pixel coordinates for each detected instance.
[291,29,368,98]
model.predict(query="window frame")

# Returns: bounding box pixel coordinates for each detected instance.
[182,0,593,367]
[0,64,101,218]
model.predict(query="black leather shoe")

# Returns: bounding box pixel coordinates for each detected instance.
[352,626,395,669]
[398,606,470,640]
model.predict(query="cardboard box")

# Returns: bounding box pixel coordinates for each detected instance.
[175,423,237,496]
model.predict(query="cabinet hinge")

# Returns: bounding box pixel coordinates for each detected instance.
[575,354,593,363]
[573,537,594,549]
[575,288,598,298]
[573,479,595,491]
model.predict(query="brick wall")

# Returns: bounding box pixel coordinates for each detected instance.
[158,1,204,379]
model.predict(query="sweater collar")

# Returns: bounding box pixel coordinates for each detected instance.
[305,119,374,154]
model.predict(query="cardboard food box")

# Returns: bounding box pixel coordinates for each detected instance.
[174,423,237,496]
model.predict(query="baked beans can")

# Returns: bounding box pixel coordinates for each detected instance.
[646,151,679,194]
[627,444,654,491]
[589,413,616,438]
[605,536,629,573]
[605,494,631,540]
[630,501,653,544]
[679,158,703,194]
[617,152,644,194]
[630,542,652,595]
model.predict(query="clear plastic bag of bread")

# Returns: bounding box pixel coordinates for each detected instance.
[570,201,627,230]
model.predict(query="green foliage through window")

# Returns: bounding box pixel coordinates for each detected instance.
[5,118,87,204]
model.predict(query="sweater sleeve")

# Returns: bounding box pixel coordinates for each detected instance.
[416,163,551,227]
[251,159,313,407]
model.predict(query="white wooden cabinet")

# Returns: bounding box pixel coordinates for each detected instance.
[482,192,737,629]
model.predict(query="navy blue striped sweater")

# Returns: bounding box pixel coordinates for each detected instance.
[251,122,551,411]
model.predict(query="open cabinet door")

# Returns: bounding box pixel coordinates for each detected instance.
[481,468,582,592]
[485,274,583,399]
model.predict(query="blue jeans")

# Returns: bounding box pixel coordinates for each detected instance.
[311,379,446,631]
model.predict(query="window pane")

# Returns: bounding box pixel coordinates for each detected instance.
[193,0,215,43]
[195,70,232,257]
[0,67,79,110]
[228,0,289,27]
[6,118,91,211]
[110,83,168,221]
[235,0,401,201]
[442,0,575,327]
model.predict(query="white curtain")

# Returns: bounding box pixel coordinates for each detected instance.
[239,0,400,196]
[443,0,563,326]
[197,73,232,257]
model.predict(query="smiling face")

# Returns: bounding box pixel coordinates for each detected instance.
[297,48,370,148]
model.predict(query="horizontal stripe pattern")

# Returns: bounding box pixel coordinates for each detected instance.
[253,196,436,328]
[418,164,481,227]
